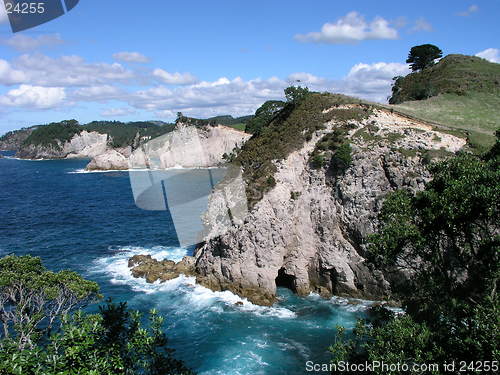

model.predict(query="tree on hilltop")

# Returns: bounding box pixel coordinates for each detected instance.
[406,44,443,72]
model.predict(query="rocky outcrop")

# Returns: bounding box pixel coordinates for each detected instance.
[16,131,110,160]
[128,254,196,283]
[86,124,251,170]
[193,108,467,305]
[86,148,130,171]
[63,131,109,158]
[0,127,35,151]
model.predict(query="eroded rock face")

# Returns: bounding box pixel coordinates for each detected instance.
[0,128,34,151]
[16,131,110,160]
[128,254,196,283]
[86,149,130,171]
[87,124,251,171]
[194,108,467,305]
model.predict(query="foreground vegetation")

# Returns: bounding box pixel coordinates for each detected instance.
[0,255,194,375]
[330,133,500,374]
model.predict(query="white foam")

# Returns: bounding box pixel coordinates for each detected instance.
[324,294,404,314]
[92,245,296,319]
[68,168,126,174]
[68,166,225,174]
[4,156,46,161]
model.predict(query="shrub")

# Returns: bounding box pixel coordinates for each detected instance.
[332,143,352,169]
[311,153,326,169]
[0,255,194,375]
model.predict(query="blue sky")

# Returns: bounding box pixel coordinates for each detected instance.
[0,0,498,134]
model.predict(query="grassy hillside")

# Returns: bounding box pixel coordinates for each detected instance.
[391,92,499,151]
[388,54,500,151]
[390,54,500,104]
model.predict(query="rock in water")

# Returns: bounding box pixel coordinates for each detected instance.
[128,254,196,283]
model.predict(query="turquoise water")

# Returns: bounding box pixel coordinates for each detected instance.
[0,152,369,375]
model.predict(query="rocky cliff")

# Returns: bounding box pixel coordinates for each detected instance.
[15,130,110,160]
[0,127,35,151]
[86,124,251,170]
[193,105,466,305]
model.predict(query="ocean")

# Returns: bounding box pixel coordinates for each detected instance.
[0,151,371,375]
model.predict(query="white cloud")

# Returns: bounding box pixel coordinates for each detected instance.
[125,62,410,117]
[457,4,479,16]
[0,85,66,108]
[153,69,198,85]
[101,107,136,117]
[0,59,28,85]
[1,34,64,51]
[0,53,410,116]
[411,18,433,32]
[113,52,150,63]
[340,62,410,101]
[475,48,500,63]
[72,85,124,101]
[7,54,135,87]
[128,76,285,118]
[295,11,398,44]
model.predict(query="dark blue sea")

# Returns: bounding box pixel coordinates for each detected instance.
[0,151,369,375]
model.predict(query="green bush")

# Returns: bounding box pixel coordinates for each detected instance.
[0,255,194,375]
[332,143,352,168]
[311,153,326,169]
[331,135,500,372]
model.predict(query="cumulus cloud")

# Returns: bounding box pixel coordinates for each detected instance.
[128,76,285,118]
[72,85,125,101]
[3,54,135,87]
[0,53,410,115]
[295,11,398,44]
[153,69,198,85]
[411,18,433,32]
[1,34,64,51]
[101,107,136,117]
[457,4,479,16]
[475,48,500,63]
[125,62,409,118]
[0,85,66,108]
[113,52,150,63]
[340,62,410,101]
[0,59,28,85]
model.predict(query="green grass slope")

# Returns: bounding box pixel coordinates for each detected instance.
[389,54,500,151]
[392,92,499,150]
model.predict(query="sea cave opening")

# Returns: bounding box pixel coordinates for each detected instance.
[275,268,297,293]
